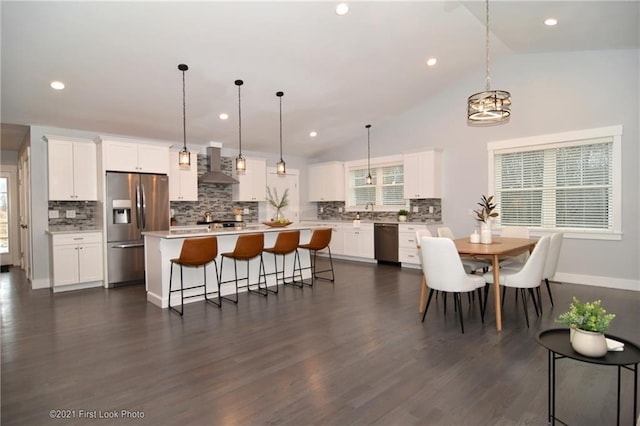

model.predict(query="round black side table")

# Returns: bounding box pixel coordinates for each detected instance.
[537,328,640,426]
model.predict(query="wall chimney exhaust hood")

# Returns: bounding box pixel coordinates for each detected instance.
[198,146,239,184]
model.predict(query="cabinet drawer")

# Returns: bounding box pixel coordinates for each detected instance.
[399,247,421,264]
[52,232,102,246]
[399,232,418,249]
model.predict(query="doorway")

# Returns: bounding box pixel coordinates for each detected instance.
[0,166,19,268]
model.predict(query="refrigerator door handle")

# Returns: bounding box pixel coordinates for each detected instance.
[112,243,145,249]
[135,184,142,230]
[140,183,146,229]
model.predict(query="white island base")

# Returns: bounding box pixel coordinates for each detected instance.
[144,225,315,309]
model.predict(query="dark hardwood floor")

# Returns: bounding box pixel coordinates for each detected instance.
[1,260,639,426]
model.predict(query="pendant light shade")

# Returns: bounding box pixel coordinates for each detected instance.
[276,91,286,175]
[467,0,511,126]
[235,79,246,173]
[365,124,373,185]
[178,64,191,168]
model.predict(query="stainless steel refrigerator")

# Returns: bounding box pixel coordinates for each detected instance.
[106,172,169,287]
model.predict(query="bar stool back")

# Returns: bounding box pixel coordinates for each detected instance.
[219,233,267,302]
[169,236,219,316]
[263,230,303,293]
[295,228,335,287]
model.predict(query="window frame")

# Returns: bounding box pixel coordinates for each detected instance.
[487,125,622,240]
[344,154,409,212]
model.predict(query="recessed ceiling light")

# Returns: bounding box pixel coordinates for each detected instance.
[335,3,349,16]
[219,113,229,120]
[50,81,65,90]
[426,58,437,67]
[309,131,318,137]
[544,18,558,26]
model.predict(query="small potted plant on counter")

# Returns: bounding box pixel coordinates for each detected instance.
[556,297,615,357]
[398,209,409,222]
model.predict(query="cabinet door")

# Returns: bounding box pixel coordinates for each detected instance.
[169,152,198,201]
[232,158,266,201]
[53,245,80,286]
[72,142,98,200]
[78,243,103,283]
[48,139,75,200]
[403,153,421,199]
[323,163,345,201]
[138,144,169,174]
[329,224,344,255]
[308,166,324,201]
[343,229,359,255]
[403,151,442,199]
[104,141,139,172]
[359,227,375,259]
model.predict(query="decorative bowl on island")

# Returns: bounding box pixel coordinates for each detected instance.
[262,220,292,228]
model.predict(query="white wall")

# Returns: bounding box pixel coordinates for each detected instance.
[318,49,640,290]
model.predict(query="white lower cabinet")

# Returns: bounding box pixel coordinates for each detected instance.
[398,223,429,265]
[50,232,103,291]
[343,223,374,259]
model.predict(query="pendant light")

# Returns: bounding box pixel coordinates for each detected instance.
[276,91,286,175]
[365,124,373,185]
[235,79,246,173]
[177,64,191,168]
[467,0,511,126]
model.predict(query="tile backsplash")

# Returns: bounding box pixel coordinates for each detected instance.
[317,199,441,222]
[48,201,97,228]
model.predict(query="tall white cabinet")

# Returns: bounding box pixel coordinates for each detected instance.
[46,136,97,201]
[169,151,198,201]
[403,150,442,199]
[232,158,266,201]
[308,162,345,201]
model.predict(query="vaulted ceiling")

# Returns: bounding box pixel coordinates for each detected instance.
[2,1,638,155]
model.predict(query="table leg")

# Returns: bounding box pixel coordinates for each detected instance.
[548,349,552,423]
[492,254,502,331]
[419,275,428,313]
[634,363,638,425]
[616,366,621,426]
[551,351,556,425]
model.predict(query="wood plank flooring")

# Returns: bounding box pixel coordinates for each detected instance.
[1,260,639,426]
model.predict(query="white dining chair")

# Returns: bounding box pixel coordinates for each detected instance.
[416,229,433,312]
[420,237,486,333]
[484,235,550,328]
[437,226,490,274]
[499,226,531,266]
[541,232,564,307]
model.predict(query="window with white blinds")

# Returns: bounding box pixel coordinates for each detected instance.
[348,163,405,209]
[488,126,622,239]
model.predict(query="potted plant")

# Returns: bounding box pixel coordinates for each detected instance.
[556,297,615,357]
[473,195,499,244]
[398,209,409,222]
[266,187,289,223]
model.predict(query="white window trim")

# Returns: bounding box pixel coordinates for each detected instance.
[487,125,622,241]
[344,154,408,212]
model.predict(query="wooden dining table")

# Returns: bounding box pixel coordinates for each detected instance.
[418,236,538,332]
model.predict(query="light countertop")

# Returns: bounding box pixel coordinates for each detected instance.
[144,223,315,239]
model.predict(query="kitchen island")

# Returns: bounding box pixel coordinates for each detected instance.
[143,224,315,308]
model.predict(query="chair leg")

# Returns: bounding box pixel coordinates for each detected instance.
[168,262,184,316]
[247,256,268,296]
[477,288,485,322]
[529,288,540,316]
[520,288,530,328]
[545,278,554,306]
[483,284,489,316]
[455,292,465,334]
[219,257,239,304]
[289,250,304,288]
[267,253,281,294]
[205,261,222,308]
[443,292,448,315]
[421,289,434,322]
[501,286,506,310]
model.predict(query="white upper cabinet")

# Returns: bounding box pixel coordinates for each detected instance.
[168,151,198,201]
[46,136,97,201]
[403,150,442,199]
[232,158,266,201]
[99,138,169,174]
[308,162,345,202]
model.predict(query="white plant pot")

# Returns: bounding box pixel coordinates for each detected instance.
[571,328,608,358]
[480,222,492,244]
[398,215,407,222]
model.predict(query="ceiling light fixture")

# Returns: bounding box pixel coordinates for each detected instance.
[467,0,511,126]
[309,131,317,137]
[365,124,373,185]
[177,64,191,169]
[426,58,437,67]
[544,18,558,26]
[219,113,229,120]
[335,3,349,16]
[276,91,286,176]
[50,81,65,90]
[234,79,246,173]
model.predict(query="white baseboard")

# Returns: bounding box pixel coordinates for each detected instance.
[554,272,639,292]
[53,281,102,293]
[31,278,50,290]
[147,291,165,308]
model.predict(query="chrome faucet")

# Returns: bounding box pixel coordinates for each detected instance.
[365,202,375,212]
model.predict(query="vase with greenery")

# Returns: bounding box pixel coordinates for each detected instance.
[474,195,498,244]
[266,187,289,223]
[556,297,615,357]
[398,209,409,222]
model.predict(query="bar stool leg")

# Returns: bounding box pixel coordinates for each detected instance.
[246,256,267,297]
[204,261,222,308]
[284,250,304,288]
[219,256,239,304]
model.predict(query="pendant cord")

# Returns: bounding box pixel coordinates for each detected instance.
[279,95,283,161]
[182,70,187,149]
[366,124,371,174]
[238,84,242,155]
[485,0,491,92]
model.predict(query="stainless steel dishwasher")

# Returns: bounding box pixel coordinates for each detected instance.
[374,223,399,263]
